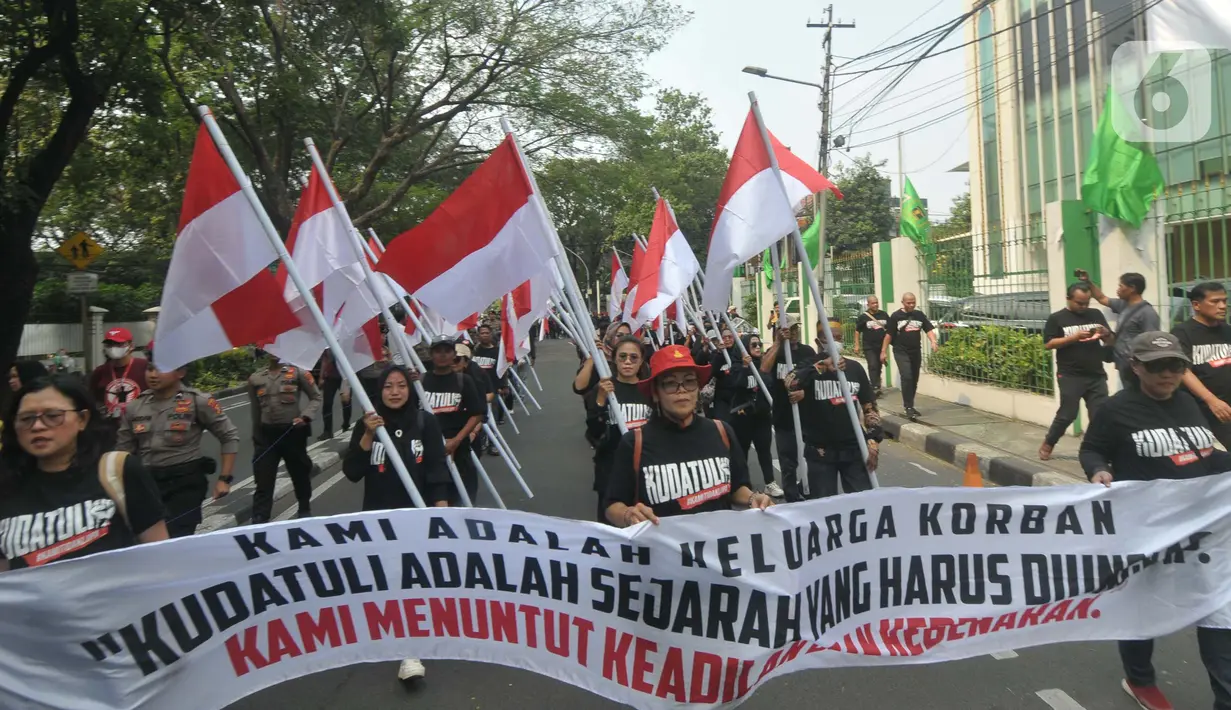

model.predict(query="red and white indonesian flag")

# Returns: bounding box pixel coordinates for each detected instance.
[331,275,394,372]
[498,273,549,377]
[265,166,365,369]
[631,197,701,326]
[376,136,558,323]
[667,299,688,338]
[701,109,842,311]
[154,124,299,372]
[608,250,628,318]
[621,241,647,326]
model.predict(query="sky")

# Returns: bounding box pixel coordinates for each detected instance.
[642,0,975,221]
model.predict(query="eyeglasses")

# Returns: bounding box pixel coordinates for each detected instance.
[657,377,700,394]
[1140,358,1188,374]
[616,352,641,362]
[14,409,79,430]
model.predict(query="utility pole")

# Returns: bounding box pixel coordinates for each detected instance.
[807,5,855,277]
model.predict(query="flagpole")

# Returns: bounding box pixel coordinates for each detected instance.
[509,370,541,410]
[194,107,428,510]
[308,143,525,506]
[501,117,629,436]
[303,139,483,507]
[396,288,534,501]
[748,92,876,487]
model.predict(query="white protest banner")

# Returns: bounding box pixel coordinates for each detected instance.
[2,476,1231,709]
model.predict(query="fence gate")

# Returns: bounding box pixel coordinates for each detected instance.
[1163,180,1231,327]
[823,249,875,352]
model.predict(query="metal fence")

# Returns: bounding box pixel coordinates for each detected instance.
[823,249,875,353]
[1163,179,1231,326]
[920,224,1055,396]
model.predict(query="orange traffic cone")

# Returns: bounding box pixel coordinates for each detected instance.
[963,452,983,488]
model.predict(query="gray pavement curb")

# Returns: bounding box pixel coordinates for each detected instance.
[193,433,349,534]
[882,413,1087,487]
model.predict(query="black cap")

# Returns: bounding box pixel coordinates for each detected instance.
[429,334,457,350]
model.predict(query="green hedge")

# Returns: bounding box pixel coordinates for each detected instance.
[188,348,260,393]
[927,326,1054,395]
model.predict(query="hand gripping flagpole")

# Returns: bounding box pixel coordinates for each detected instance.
[365,229,536,453]
[396,289,533,501]
[500,134,628,438]
[196,107,427,510]
[302,139,478,507]
[685,264,773,406]
[748,92,877,487]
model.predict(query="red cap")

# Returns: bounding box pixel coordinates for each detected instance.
[636,344,712,398]
[103,327,133,343]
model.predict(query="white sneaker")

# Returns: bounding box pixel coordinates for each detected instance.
[765,482,785,498]
[397,658,426,681]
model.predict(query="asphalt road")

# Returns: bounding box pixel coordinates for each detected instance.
[226,340,1219,710]
[199,385,353,487]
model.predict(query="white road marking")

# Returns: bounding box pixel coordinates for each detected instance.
[274,471,347,522]
[1035,689,1087,710]
[990,649,1018,660]
[908,462,938,476]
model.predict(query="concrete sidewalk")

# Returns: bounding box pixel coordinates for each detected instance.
[876,389,1087,487]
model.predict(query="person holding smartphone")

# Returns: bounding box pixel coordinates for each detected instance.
[1038,283,1114,460]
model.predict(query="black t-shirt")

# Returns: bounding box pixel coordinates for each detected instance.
[794,359,876,448]
[886,309,934,352]
[342,408,450,508]
[855,310,890,353]
[604,416,751,519]
[730,357,772,419]
[1079,388,1231,482]
[585,381,652,492]
[420,371,483,440]
[0,455,165,569]
[573,360,601,396]
[1043,308,1111,377]
[471,344,502,389]
[709,349,740,404]
[768,343,817,429]
[1173,318,1231,404]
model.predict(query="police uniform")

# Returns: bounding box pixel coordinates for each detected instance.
[248,364,322,522]
[117,385,240,537]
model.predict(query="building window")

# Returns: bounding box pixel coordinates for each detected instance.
[979,7,1004,276]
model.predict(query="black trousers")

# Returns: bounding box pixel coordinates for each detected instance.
[865,352,883,391]
[495,389,514,424]
[251,424,313,523]
[893,349,923,409]
[732,413,774,485]
[1122,629,1231,708]
[803,446,873,499]
[321,378,352,436]
[160,476,209,538]
[1045,373,1109,447]
[447,444,480,506]
[775,427,802,501]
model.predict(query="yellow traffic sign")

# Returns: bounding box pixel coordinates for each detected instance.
[56,231,104,270]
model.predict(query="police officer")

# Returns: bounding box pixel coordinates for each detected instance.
[116,342,240,538]
[248,349,322,523]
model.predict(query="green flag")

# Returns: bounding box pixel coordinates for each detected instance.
[1081,85,1165,228]
[899,177,935,261]
[762,219,821,285]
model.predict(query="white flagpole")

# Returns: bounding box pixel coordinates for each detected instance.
[397,289,534,500]
[501,117,629,436]
[303,138,477,507]
[767,239,811,497]
[195,107,427,510]
[509,370,541,410]
[528,359,544,391]
[747,92,875,487]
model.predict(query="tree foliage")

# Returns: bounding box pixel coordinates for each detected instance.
[0,0,687,376]
[827,154,895,253]
[932,191,972,240]
[537,89,729,288]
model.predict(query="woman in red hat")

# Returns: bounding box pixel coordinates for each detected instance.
[603,345,774,527]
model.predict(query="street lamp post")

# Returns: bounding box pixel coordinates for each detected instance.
[561,245,593,312]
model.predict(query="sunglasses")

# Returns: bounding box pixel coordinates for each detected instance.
[616,352,641,362]
[1139,358,1188,374]
[658,377,700,394]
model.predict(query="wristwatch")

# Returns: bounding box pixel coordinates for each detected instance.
[218,474,235,483]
